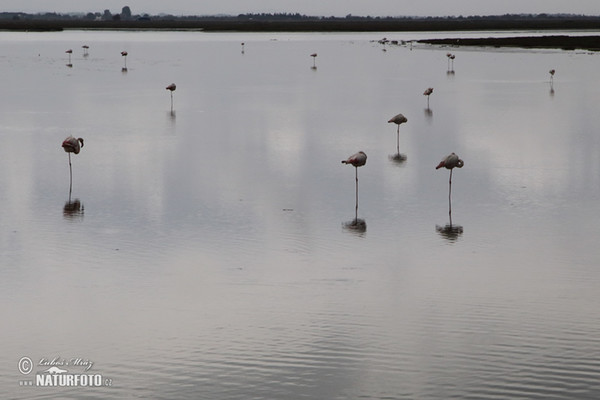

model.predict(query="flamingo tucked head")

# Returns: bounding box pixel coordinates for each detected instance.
[310,53,317,58]
[549,69,555,76]
[62,136,84,155]
[121,51,128,56]
[423,87,434,96]
[166,83,176,91]
[342,151,367,167]
[436,152,464,170]
[65,49,73,54]
[388,113,408,125]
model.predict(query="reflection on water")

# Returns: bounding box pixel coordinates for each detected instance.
[63,197,84,220]
[343,217,367,235]
[388,152,407,165]
[2,30,600,399]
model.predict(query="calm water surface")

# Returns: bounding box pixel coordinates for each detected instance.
[1,30,600,399]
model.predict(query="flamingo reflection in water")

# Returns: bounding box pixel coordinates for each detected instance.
[342,151,367,231]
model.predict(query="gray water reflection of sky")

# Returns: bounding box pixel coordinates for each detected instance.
[2,31,600,398]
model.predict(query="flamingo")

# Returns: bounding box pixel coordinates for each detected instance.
[449,54,456,70]
[436,152,464,217]
[241,42,245,53]
[388,113,408,155]
[62,136,84,192]
[82,45,89,56]
[342,151,367,220]
[310,53,317,68]
[166,83,176,112]
[446,53,452,69]
[121,51,128,70]
[65,49,73,67]
[423,87,433,108]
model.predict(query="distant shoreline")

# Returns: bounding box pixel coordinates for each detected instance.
[2,18,600,51]
[1,16,600,33]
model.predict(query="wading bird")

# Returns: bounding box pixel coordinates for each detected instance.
[310,53,317,68]
[388,113,408,155]
[241,42,245,53]
[62,136,84,192]
[342,151,367,220]
[449,54,456,70]
[121,51,128,70]
[82,45,89,56]
[65,49,73,67]
[166,83,176,112]
[436,152,464,217]
[423,87,433,108]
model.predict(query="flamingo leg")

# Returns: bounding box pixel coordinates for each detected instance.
[355,166,359,221]
[448,169,453,217]
[68,153,73,194]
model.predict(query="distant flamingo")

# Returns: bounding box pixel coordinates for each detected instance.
[82,45,89,56]
[121,51,128,70]
[241,42,245,53]
[446,53,452,69]
[388,113,408,155]
[423,87,433,108]
[65,49,73,67]
[310,53,317,68]
[449,54,456,70]
[342,151,367,220]
[166,83,176,112]
[436,152,464,217]
[62,136,84,191]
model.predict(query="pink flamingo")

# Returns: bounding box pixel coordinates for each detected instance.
[62,136,84,190]
[436,152,464,216]
[388,113,408,154]
[166,83,176,112]
[121,51,128,70]
[423,87,433,108]
[342,151,367,220]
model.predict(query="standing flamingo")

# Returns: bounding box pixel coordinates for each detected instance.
[241,42,245,53]
[342,151,367,221]
[82,45,89,56]
[449,54,456,70]
[166,83,176,112]
[423,87,433,108]
[310,53,317,69]
[388,113,408,155]
[436,152,464,217]
[62,136,84,192]
[65,49,73,67]
[121,51,128,71]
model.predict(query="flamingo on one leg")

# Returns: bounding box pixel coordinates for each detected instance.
[436,152,464,218]
[342,151,367,221]
[62,136,84,194]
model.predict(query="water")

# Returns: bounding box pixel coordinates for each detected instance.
[1,30,600,399]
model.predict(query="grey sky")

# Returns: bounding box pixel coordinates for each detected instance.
[2,0,600,17]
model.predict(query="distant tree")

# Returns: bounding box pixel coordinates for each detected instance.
[121,6,132,20]
[112,14,121,21]
[85,12,95,20]
[102,9,112,20]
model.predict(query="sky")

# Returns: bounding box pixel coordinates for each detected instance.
[2,0,600,17]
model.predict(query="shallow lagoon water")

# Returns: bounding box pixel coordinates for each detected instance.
[1,30,600,399]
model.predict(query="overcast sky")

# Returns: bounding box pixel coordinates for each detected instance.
[2,0,600,17]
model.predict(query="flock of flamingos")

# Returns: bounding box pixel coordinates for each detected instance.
[59,43,556,234]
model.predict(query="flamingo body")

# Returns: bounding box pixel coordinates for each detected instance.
[62,136,84,155]
[436,153,464,170]
[166,83,176,91]
[342,151,367,167]
[423,87,434,96]
[388,113,408,125]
